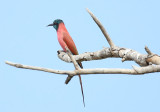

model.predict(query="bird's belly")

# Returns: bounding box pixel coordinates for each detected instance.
[58,37,66,51]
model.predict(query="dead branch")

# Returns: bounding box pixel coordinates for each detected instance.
[144,46,160,65]
[5,61,160,75]
[145,46,153,55]
[64,47,81,84]
[86,8,116,49]
[5,61,73,75]
[57,9,160,66]
[5,8,160,79]
[58,47,149,66]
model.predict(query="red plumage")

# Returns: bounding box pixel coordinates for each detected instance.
[51,21,85,106]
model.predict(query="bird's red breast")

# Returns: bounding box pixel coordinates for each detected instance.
[57,23,78,55]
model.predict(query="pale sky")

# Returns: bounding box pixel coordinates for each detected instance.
[1,0,160,112]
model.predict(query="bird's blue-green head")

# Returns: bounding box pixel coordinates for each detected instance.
[47,19,64,31]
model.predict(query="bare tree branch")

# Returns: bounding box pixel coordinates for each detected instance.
[144,46,160,65]
[5,61,73,75]
[5,8,160,79]
[5,61,160,75]
[86,8,116,49]
[58,47,149,66]
[57,9,160,67]
[64,47,81,84]
[145,46,153,55]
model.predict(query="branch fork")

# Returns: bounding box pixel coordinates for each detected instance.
[145,46,160,65]
[5,8,160,83]
[64,47,81,84]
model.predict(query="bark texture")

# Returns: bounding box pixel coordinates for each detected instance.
[5,9,160,79]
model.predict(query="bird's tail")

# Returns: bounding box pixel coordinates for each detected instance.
[65,61,85,107]
[78,62,85,107]
[78,74,85,107]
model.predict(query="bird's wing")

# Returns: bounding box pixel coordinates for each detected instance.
[63,32,78,55]
[63,32,83,69]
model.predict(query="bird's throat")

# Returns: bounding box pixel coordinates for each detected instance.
[57,23,67,32]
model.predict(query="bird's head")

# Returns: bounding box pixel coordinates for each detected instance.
[47,19,64,31]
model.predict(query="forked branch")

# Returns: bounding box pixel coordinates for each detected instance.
[5,8,160,77]
[58,9,160,66]
[64,47,81,84]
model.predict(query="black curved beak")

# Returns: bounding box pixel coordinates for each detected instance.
[47,23,53,27]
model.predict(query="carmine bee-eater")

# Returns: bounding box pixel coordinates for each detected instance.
[47,19,85,106]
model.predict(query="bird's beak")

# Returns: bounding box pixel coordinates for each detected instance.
[47,23,53,27]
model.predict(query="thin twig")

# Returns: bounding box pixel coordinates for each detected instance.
[145,46,153,55]
[144,46,160,65]
[5,61,73,75]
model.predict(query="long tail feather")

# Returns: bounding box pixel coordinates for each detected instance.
[78,74,85,107]
[77,62,85,107]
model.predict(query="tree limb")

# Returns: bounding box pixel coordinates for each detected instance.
[5,61,73,75]
[58,47,149,66]
[144,46,160,65]
[86,8,116,49]
[64,47,81,84]
[5,61,160,75]
[5,8,160,80]
[145,46,153,55]
[57,9,160,66]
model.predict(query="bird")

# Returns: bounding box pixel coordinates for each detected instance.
[47,19,85,106]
